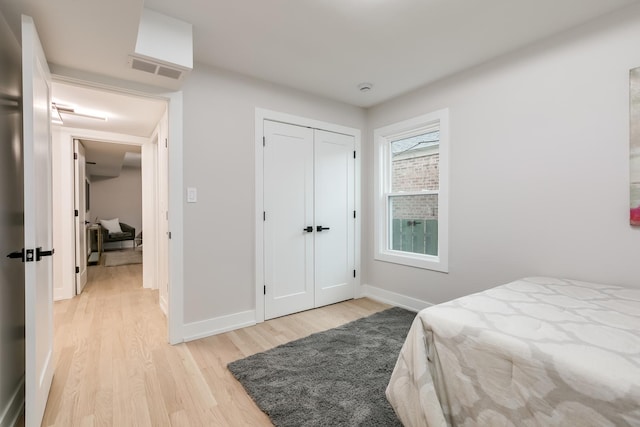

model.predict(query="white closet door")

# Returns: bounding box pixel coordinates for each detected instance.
[264,120,315,319]
[314,129,355,307]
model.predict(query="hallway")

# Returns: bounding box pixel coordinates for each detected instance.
[43,263,166,425]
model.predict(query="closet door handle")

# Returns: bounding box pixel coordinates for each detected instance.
[316,226,330,232]
[303,226,313,233]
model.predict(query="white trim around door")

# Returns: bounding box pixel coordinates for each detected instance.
[50,74,184,344]
[254,108,361,323]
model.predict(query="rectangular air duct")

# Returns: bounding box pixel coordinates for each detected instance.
[129,8,193,81]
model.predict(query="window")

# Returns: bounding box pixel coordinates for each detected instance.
[374,109,449,272]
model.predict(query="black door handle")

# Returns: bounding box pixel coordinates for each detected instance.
[316,226,330,232]
[303,226,313,233]
[36,247,55,261]
[6,249,24,261]
[6,248,34,262]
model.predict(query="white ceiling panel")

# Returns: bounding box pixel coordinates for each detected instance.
[2,0,638,107]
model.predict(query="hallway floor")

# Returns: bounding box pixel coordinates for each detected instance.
[39,264,390,426]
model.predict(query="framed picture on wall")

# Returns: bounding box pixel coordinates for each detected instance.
[630,67,640,226]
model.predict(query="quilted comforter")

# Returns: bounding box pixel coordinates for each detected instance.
[386,277,640,426]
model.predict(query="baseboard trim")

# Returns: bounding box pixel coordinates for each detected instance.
[0,376,24,427]
[360,284,433,312]
[53,287,74,301]
[159,295,168,316]
[183,310,256,342]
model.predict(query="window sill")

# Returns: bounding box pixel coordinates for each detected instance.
[374,250,449,273]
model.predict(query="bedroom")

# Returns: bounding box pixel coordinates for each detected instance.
[1,0,639,426]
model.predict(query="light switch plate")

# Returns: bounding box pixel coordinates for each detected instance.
[187,187,197,203]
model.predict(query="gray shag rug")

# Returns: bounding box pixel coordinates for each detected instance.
[227,307,416,427]
[103,249,142,267]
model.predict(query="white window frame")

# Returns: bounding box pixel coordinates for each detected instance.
[374,109,449,272]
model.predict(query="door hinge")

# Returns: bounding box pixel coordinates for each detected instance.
[263,211,266,221]
[74,209,79,217]
[353,270,356,278]
[353,210,356,219]
[353,150,356,159]
[263,136,266,147]
[168,231,172,239]
[74,152,78,160]
[76,266,80,274]
[165,138,168,148]
[264,285,266,295]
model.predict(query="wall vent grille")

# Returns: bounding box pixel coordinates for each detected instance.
[128,55,186,80]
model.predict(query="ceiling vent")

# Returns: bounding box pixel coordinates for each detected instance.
[128,56,186,81]
[129,8,193,82]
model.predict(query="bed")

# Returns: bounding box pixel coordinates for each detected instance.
[386,277,640,427]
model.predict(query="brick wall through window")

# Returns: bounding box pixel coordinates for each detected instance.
[392,151,439,220]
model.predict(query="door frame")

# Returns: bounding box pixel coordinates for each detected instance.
[50,74,185,344]
[254,108,361,323]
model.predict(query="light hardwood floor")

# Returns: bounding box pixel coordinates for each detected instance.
[38,262,392,426]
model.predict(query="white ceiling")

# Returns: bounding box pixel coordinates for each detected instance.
[52,81,166,137]
[50,81,165,178]
[82,139,141,178]
[2,0,639,107]
[147,0,639,106]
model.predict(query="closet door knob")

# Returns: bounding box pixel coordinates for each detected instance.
[303,226,313,233]
[316,226,330,232]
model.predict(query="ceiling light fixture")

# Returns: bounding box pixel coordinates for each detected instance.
[358,82,373,92]
[52,102,108,121]
[51,104,63,125]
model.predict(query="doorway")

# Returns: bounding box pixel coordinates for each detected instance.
[78,139,143,272]
[50,79,172,325]
[255,110,362,322]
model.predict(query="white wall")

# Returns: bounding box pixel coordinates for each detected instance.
[182,64,366,324]
[91,166,143,242]
[363,6,640,305]
[51,127,75,301]
[47,5,640,340]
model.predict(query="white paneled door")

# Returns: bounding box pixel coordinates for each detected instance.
[313,129,355,308]
[263,120,355,320]
[264,121,315,319]
[74,139,88,294]
[22,15,54,427]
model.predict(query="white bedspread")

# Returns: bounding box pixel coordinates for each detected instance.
[386,277,640,426]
